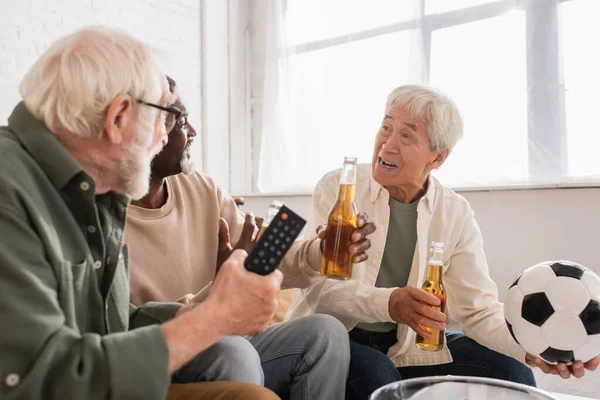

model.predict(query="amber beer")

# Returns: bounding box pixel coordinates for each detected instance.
[321,157,358,280]
[416,241,447,351]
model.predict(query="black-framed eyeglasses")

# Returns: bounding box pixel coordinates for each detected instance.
[137,99,182,121]
[137,99,188,130]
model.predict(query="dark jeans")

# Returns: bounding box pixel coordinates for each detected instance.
[346,328,536,400]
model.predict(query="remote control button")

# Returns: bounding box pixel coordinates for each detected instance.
[253,259,259,265]
[274,239,280,245]
[264,241,269,247]
[279,232,285,238]
[284,225,289,231]
[282,213,288,220]
[285,237,292,243]
[276,220,283,227]
[270,246,276,252]
[258,250,265,257]
[267,234,274,240]
[276,250,282,256]
[290,230,297,236]
[269,257,277,265]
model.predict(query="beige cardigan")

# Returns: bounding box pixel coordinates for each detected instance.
[285,164,526,368]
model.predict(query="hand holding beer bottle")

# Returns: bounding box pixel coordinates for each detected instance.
[320,157,358,280]
[320,157,377,279]
[415,241,447,351]
[388,244,446,341]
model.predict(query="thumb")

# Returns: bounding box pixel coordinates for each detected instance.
[317,225,327,240]
[239,212,257,244]
[218,218,232,252]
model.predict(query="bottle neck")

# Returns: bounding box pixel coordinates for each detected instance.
[337,183,356,204]
[424,263,443,282]
[264,206,281,226]
[339,164,356,185]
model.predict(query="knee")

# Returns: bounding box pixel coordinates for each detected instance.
[509,360,537,387]
[201,336,264,384]
[294,314,350,361]
[489,350,536,387]
[349,340,399,385]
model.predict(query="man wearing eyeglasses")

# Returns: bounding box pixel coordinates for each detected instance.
[0,27,283,400]
[124,76,382,399]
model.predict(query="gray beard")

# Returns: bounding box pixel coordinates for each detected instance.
[180,153,195,175]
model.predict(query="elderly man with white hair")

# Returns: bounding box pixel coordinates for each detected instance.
[0,26,285,400]
[285,84,600,400]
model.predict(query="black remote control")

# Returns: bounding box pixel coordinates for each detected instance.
[245,205,307,275]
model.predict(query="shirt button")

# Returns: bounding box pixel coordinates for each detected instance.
[93,260,102,269]
[79,181,90,191]
[381,220,387,225]
[87,225,96,234]
[5,373,19,387]
[373,255,380,260]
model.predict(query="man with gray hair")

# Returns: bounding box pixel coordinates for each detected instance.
[0,26,281,400]
[285,84,599,399]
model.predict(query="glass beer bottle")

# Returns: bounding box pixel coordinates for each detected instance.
[256,200,283,241]
[321,157,358,280]
[415,241,447,351]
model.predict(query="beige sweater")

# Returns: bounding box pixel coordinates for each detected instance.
[125,172,321,312]
[125,172,245,306]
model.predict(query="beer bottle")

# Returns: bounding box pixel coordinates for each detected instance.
[256,200,283,241]
[321,157,358,280]
[415,241,447,351]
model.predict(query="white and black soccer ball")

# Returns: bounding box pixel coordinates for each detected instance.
[504,260,600,364]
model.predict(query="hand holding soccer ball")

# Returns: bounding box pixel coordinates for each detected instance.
[504,260,600,378]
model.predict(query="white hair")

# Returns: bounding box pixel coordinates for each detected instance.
[385,85,463,152]
[20,26,164,139]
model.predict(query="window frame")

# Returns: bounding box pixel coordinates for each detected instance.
[227,0,593,195]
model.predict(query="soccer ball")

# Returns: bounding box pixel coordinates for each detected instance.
[504,260,600,364]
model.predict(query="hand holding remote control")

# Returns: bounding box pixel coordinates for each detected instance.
[245,205,307,275]
[206,249,283,336]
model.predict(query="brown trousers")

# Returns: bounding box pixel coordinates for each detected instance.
[166,382,280,400]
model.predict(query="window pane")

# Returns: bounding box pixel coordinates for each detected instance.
[560,0,600,179]
[258,32,412,192]
[285,0,416,47]
[425,0,497,15]
[429,12,528,186]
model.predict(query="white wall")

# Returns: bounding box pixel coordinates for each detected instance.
[239,187,600,300]
[0,0,202,161]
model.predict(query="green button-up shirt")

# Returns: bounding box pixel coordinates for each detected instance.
[0,103,182,399]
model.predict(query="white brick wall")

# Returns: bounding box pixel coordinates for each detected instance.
[0,0,201,153]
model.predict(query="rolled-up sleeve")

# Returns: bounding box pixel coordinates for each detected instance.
[0,206,172,400]
[130,301,182,328]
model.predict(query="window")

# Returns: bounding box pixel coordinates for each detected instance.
[426,0,498,14]
[560,0,600,179]
[260,31,412,192]
[251,0,599,193]
[430,12,528,186]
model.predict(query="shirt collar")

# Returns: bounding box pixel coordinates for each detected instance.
[8,102,84,191]
[369,173,437,212]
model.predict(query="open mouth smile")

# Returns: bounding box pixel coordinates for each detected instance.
[378,157,397,169]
